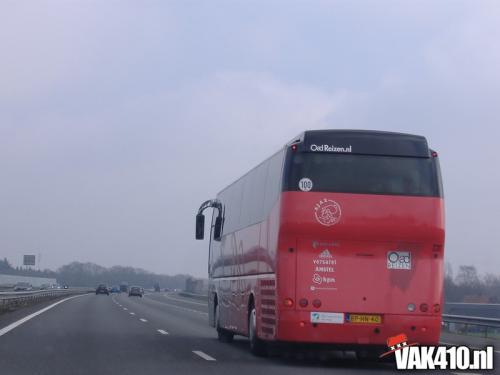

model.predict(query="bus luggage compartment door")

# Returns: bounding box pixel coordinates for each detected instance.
[294,238,435,317]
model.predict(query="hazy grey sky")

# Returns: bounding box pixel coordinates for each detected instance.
[1,1,499,277]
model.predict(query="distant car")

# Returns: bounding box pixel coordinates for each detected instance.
[110,286,120,293]
[14,282,32,291]
[128,286,143,297]
[164,288,170,292]
[39,284,50,290]
[95,284,109,295]
[120,283,129,293]
[63,285,69,289]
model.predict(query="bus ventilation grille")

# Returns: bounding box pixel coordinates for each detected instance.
[259,279,276,338]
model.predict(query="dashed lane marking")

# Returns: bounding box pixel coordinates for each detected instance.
[193,350,216,361]
[139,318,148,323]
[157,329,169,335]
[130,312,135,315]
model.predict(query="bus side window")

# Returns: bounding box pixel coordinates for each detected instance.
[263,150,284,215]
[240,162,268,227]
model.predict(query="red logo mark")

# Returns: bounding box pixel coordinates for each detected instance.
[380,333,419,358]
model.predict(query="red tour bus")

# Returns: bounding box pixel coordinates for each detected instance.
[195,130,444,357]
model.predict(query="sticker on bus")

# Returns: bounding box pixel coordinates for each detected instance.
[310,312,344,324]
[298,177,313,192]
[387,251,411,270]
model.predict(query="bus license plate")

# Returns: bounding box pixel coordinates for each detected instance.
[347,314,381,324]
[310,312,344,324]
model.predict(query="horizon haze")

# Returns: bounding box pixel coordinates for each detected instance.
[1,1,499,278]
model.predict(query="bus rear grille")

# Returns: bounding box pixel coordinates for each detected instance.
[259,278,276,338]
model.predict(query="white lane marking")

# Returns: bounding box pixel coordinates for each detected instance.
[0,294,88,337]
[139,318,147,322]
[123,308,128,311]
[157,329,169,335]
[193,350,216,361]
[163,295,206,306]
[441,341,481,350]
[451,373,483,375]
[130,312,135,315]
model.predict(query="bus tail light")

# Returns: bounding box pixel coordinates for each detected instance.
[283,298,294,307]
[299,321,306,327]
[299,298,308,307]
[407,303,416,312]
[312,299,322,308]
[420,303,429,312]
[291,144,298,151]
[433,304,441,313]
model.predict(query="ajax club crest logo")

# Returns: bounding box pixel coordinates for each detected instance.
[314,199,342,226]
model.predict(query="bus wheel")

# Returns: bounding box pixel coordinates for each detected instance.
[215,303,234,343]
[248,306,267,356]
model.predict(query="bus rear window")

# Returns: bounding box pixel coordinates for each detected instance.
[284,153,442,197]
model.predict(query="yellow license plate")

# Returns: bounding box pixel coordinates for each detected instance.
[348,314,382,324]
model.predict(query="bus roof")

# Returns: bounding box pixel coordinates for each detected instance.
[289,130,431,158]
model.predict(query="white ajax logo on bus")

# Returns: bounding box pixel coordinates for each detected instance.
[314,198,342,226]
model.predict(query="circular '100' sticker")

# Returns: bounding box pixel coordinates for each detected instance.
[298,178,313,192]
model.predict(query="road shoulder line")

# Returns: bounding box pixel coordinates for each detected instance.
[0,294,89,337]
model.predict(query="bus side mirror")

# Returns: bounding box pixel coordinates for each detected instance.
[213,215,223,241]
[195,214,205,240]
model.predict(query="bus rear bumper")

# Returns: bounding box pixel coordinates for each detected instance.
[275,312,441,346]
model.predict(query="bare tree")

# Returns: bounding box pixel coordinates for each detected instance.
[455,265,480,287]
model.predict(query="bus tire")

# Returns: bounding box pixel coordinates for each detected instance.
[215,303,234,343]
[248,306,267,356]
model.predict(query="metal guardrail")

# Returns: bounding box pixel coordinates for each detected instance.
[0,288,92,313]
[0,290,59,297]
[0,287,91,297]
[443,314,500,328]
[177,291,207,301]
[442,314,500,338]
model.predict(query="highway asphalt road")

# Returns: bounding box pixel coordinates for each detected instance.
[0,292,498,375]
